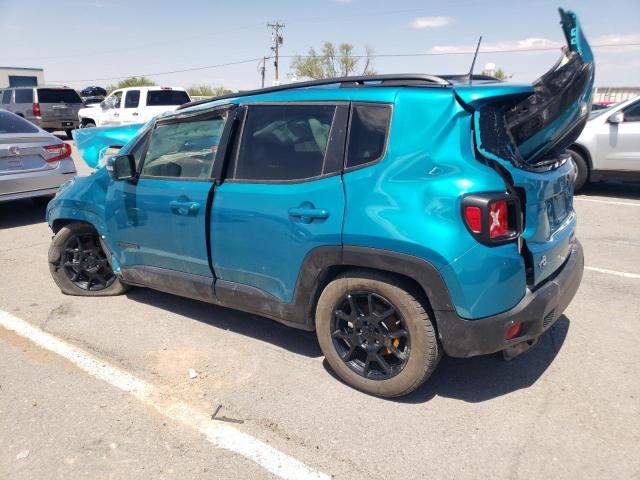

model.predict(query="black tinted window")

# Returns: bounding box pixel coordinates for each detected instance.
[234,105,336,181]
[2,90,11,104]
[624,102,640,122]
[124,90,140,108]
[0,111,39,133]
[14,89,33,103]
[346,104,391,168]
[37,88,83,104]
[141,114,227,178]
[146,90,190,106]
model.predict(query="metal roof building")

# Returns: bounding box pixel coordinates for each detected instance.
[0,66,45,88]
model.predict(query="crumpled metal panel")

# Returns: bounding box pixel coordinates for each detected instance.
[72,123,145,169]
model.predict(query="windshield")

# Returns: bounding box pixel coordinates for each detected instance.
[146,90,190,106]
[37,88,83,104]
[0,111,39,134]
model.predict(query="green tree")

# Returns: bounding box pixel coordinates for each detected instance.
[481,68,507,80]
[106,76,156,93]
[187,85,232,97]
[291,42,377,80]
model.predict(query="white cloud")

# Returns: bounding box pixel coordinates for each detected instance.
[411,16,454,29]
[430,37,561,54]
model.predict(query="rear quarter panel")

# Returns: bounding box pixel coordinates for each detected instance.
[342,88,526,319]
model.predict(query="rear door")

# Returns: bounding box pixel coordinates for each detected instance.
[105,107,229,279]
[212,103,347,303]
[119,89,141,124]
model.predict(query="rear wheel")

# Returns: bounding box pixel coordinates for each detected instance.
[568,149,589,192]
[82,121,96,129]
[48,222,128,296]
[315,272,440,397]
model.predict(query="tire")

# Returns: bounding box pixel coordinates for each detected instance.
[65,129,74,139]
[315,272,440,397]
[48,222,129,296]
[568,149,589,192]
[82,121,96,129]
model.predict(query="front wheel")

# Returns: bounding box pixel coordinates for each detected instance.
[48,222,128,296]
[568,149,589,192]
[315,272,440,397]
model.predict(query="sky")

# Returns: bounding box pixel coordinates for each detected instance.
[1,0,639,91]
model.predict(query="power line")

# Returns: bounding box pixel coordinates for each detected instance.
[49,42,639,83]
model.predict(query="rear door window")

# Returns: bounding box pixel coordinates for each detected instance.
[346,103,391,169]
[141,113,227,179]
[124,90,140,108]
[0,111,39,133]
[146,90,190,106]
[36,88,83,104]
[2,90,11,104]
[14,89,34,103]
[232,104,336,181]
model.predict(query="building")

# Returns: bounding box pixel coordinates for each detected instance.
[592,87,640,104]
[0,66,45,88]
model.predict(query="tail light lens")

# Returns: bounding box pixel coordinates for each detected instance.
[462,193,522,245]
[44,143,72,162]
[32,102,41,117]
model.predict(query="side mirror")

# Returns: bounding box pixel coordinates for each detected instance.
[106,154,136,181]
[608,111,624,124]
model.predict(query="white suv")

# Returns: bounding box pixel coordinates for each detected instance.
[78,87,191,128]
[569,96,640,190]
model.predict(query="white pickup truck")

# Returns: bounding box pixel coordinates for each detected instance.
[78,86,191,128]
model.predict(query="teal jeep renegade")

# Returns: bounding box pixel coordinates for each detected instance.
[47,9,591,397]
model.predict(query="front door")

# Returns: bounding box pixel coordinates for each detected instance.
[597,100,640,170]
[102,90,123,126]
[212,103,347,303]
[105,109,229,280]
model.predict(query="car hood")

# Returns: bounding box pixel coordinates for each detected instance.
[73,123,146,168]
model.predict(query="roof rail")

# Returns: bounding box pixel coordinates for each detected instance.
[177,74,451,110]
[438,74,502,83]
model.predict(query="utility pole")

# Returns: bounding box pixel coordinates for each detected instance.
[267,22,284,85]
[260,57,267,88]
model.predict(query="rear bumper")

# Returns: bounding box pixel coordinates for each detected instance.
[435,239,584,358]
[39,119,80,130]
[0,159,76,202]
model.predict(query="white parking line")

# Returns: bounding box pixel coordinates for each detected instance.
[585,266,640,280]
[0,311,329,480]
[575,198,640,207]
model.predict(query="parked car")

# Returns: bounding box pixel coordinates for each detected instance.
[569,95,640,190]
[46,9,589,397]
[78,87,190,128]
[81,86,107,98]
[83,96,105,107]
[1,86,83,138]
[0,109,76,203]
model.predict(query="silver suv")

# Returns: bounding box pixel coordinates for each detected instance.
[1,86,83,138]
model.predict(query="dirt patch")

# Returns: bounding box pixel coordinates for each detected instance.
[0,327,76,372]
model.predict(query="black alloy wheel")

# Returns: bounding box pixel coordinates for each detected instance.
[331,291,411,380]
[62,233,116,291]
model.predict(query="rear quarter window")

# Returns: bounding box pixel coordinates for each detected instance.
[37,88,83,104]
[0,111,39,133]
[14,89,34,103]
[346,103,391,169]
[146,90,190,106]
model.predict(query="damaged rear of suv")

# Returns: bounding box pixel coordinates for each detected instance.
[47,9,591,397]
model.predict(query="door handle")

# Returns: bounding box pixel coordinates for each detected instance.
[170,200,200,215]
[132,112,139,116]
[288,203,329,224]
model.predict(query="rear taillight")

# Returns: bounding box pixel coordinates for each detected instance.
[44,143,72,162]
[462,193,522,245]
[32,102,41,117]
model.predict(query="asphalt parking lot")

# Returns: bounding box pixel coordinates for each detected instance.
[1,139,639,480]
